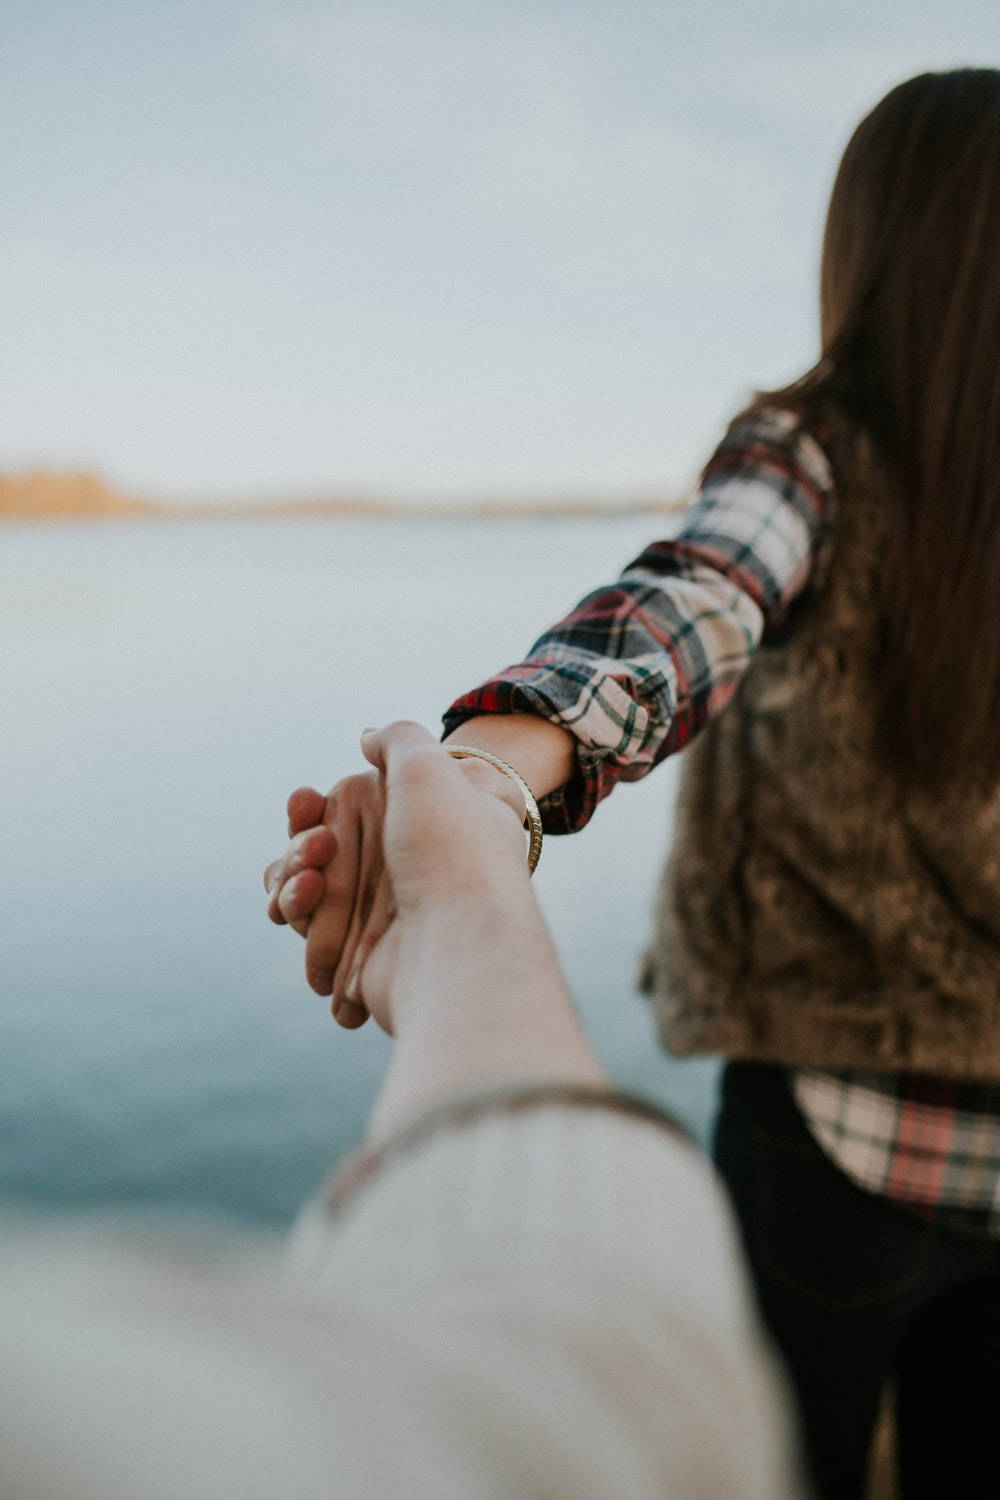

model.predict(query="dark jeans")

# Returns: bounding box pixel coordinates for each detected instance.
[713,1062,1000,1500]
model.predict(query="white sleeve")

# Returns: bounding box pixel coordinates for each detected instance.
[0,1104,808,1500]
[287,1101,810,1500]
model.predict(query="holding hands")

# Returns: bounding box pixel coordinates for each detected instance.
[264,724,531,1030]
[264,720,604,1136]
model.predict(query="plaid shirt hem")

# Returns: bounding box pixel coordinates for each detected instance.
[793,1069,1000,1235]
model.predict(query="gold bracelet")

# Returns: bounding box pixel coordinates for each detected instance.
[445,745,543,875]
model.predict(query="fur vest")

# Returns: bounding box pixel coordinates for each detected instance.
[640,420,1000,1077]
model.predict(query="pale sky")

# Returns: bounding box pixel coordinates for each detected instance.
[3,1,999,502]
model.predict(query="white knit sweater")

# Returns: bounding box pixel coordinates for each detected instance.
[2,1097,806,1499]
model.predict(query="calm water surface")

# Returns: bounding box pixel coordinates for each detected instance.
[4,516,718,1226]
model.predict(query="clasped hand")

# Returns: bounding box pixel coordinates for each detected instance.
[263,725,529,1030]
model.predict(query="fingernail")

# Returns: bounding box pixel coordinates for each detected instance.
[283,874,300,904]
[345,963,362,1002]
[360,726,377,738]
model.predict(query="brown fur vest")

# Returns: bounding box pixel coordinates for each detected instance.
[641,423,1000,1077]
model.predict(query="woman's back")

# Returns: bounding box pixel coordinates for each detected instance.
[644,405,1000,1076]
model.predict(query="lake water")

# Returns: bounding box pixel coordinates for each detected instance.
[3,515,718,1228]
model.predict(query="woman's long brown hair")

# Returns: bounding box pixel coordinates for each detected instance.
[746,69,1000,791]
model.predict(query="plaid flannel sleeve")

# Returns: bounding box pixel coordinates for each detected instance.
[442,408,835,832]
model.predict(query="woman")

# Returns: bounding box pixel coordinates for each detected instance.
[267,71,1000,1500]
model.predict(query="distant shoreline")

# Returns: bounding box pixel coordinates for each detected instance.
[0,472,682,521]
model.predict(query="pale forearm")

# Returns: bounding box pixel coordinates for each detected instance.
[366,895,606,1145]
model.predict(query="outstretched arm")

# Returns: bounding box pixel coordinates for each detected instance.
[442,409,834,831]
[352,722,605,1142]
[265,409,834,1014]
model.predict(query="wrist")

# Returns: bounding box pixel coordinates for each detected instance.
[371,901,604,1143]
[452,748,527,813]
[442,714,575,802]
[385,886,552,1026]
[446,745,542,876]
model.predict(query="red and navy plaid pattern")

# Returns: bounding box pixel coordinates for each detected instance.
[444,406,1000,1233]
[793,1070,1000,1234]
[443,409,834,833]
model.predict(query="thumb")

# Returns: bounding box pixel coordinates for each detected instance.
[360,722,455,798]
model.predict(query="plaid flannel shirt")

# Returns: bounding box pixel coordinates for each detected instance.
[444,408,1000,1235]
[444,408,829,836]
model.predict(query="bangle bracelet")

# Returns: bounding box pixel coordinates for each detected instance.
[445,745,543,875]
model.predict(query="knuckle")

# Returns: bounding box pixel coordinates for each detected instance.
[327,769,375,813]
[396,753,437,793]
